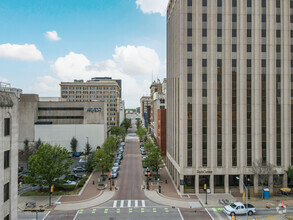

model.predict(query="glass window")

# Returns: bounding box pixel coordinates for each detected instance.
[217,0,222,7]
[202,44,207,52]
[262,0,266,7]
[276,0,280,8]
[276,15,281,23]
[262,44,266,52]
[188,13,192,21]
[247,29,251,37]
[188,74,192,82]
[217,44,222,52]
[232,29,237,37]
[202,29,207,37]
[4,118,10,136]
[217,14,222,22]
[187,29,192,36]
[247,45,251,52]
[188,0,192,6]
[187,44,192,51]
[247,0,251,7]
[4,150,9,169]
[247,59,252,67]
[262,29,266,37]
[202,59,207,67]
[262,15,266,23]
[247,14,252,23]
[232,44,237,52]
[4,182,9,202]
[202,0,207,7]
[188,89,192,97]
[217,29,222,37]
[291,15,293,23]
[276,45,281,53]
[187,59,192,67]
[232,0,237,7]
[276,30,281,38]
[202,14,207,22]
[232,59,237,67]
[232,14,237,22]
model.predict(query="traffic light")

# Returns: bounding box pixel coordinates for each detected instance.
[148,172,150,177]
[110,173,112,178]
[231,216,235,220]
[50,186,54,193]
[204,184,206,191]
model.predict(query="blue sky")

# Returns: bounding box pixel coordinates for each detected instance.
[0,0,168,108]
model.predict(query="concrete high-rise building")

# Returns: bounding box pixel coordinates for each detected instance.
[0,92,18,220]
[150,80,162,134]
[60,78,120,126]
[167,0,293,194]
[140,96,151,128]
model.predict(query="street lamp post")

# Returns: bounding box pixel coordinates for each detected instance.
[237,176,248,220]
[247,178,250,199]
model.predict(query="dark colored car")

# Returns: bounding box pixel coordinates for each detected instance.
[73,167,86,173]
[66,174,82,181]
[75,152,82,157]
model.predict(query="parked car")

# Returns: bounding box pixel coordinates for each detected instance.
[142,156,147,160]
[141,151,146,155]
[74,152,82,157]
[112,166,119,172]
[115,159,121,164]
[73,167,86,173]
[224,202,256,216]
[63,180,77,185]
[113,163,120,171]
[68,152,74,158]
[66,174,82,181]
[111,170,118,178]
[121,142,125,146]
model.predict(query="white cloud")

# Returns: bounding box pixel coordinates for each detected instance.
[28,75,60,96]
[0,43,44,61]
[37,45,163,108]
[113,45,160,77]
[44,31,61,41]
[136,0,169,16]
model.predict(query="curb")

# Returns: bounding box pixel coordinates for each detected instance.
[60,191,103,204]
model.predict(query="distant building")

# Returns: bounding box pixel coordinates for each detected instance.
[157,109,166,156]
[19,94,107,152]
[0,82,22,98]
[119,100,125,126]
[60,77,120,126]
[150,80,163,135]
[0,92,18,220]
[140,96,151,128]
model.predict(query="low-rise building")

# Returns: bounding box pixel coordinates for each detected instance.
[19,94,107,152]
[0,92,18,220]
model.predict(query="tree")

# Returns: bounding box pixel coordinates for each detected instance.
[93,149,113,175]
[24,144,73,205]
[33,138,43,152]
[70,137,78,153]
[136,126,147,141]
[102,136,117,155]
[21,139,32,164]
[144,146,163,175]
[111,126,121,137]
[84,142,92,156]
[86,152,95,172]
[144,139,155,153]
[287,166,293,186]
[121,118,131,131]
[120,126,127,141]
[252,159,276,195]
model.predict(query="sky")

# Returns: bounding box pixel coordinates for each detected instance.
[0,0,169,108]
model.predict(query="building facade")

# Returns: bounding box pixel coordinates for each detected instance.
[60,78,120,126]
[0,92,18,220]
[157,108,167,156]
[19,94,107,152]
[167,0,293,194]
[150,80,163,134]
[119,100,125,126]
[140,96,151,128]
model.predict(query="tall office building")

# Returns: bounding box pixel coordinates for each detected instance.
[60,78,120,126]
[167,0,293,194]
[0,92,18,220]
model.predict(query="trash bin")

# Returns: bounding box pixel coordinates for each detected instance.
[263,188,270,199]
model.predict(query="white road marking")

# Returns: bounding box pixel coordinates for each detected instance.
[128,200,131,207]
[141,200,145,207]
[113,200,117,208]
[120,200,124,208]
[205,208,215,220]
[135,200,138,207]
[73,210,79,220]
[42,211,51,220]
[177,208,184,220]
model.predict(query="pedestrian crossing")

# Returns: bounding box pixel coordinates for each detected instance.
[78,207,171,215]
[112,200,146,208]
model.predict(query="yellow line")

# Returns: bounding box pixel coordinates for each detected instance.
[249,215,281,220]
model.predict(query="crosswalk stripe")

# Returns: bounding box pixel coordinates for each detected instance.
[128,200,131,207]
[113,200,117,208]
[135,200,138,207]
[141,200,145,207]
[120,200,124,208]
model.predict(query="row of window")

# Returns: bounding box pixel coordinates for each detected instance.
[65,91,117,95]
[62,86,117,90]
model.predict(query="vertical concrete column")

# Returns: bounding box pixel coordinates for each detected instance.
[239,174,244,194]
[268,175,274,194]
[180,173,184,194]
[254,174,259,194]
[283,173,288,188]
[225,174,229,193]
[196,174,199,194]
[210,175,214,194]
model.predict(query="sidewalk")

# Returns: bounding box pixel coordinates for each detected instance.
[18,195,61,211]
[145,166,201,208]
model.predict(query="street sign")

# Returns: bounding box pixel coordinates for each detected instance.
[180,179,184,185]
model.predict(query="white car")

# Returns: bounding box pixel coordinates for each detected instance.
[224,202,256,216]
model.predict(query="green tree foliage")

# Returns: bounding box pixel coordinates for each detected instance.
[21,139,33,164]
[70,137,78,153]
[25,144,73,203]
[144,139,155,153]
[33,138,43,152]
[102,136,117,155]
[136,126,148,141]
[84,142,92,155]
[111,126,121,136]
[144,146,163,175]
[86,152,95,172]
[287,166,293,186]
[136,119,141,128]
[121,118,131,131]
[93,149,113,175]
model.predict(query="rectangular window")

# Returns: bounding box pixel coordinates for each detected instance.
[276,15,281,23]
[247,29,251,37]
[232,14,237,22]
[232,0,237,7]
[291,15,293,23]
[4,118,10,136]
[262,44,266,52]
[202,44,207,52]
[291,0,293,8]
[217,14,222,22]
[217,44,222,52]
[247,0,251,7]
[247,14,252,23]
[188,13,192,21]
[276,0,280,8]
[4,150,9,169]
[188,0,192,6]
[262,0,266,7]
[202,59,207,67]
[232,59,237,67]
[188,74,192,82]
[232,44,237,52]
[188,89,192,97]
[187,44,192,51]
[202,0,207,7]
[217,0,222,7]
[217,29,222,37]
[187,29,192,36]
[276,30,281,38]
[202,29,207,37]
[247,45,251,52]
[262,15,266,23]
[232,29,237,37]
[187,59,192,67]
[202,14,207,22]
[276,45,281,53]
[4,182,9,202]
[262,29,266,37]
